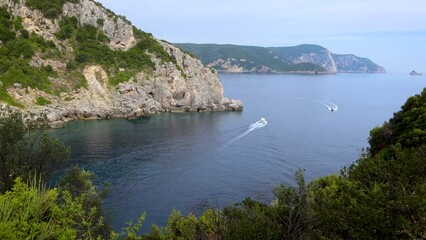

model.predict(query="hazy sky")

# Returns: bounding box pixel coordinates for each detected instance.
[97,0,426,73]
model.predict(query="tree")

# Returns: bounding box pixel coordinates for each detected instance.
[57,166,111,239]
[0,112,70,193]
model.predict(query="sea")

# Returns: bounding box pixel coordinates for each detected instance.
[48,72,425,231]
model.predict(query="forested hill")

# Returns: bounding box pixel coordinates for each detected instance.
[0,0,242,128]
[176,43,386,74]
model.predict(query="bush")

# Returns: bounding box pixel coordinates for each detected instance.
[0,112,70,193]
[109,70,136,86]
[55,16,78,40]
[35,96,52,105]
[26,0,80,19]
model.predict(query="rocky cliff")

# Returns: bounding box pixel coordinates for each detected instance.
[0,0,242,128]
[176,43,385,74]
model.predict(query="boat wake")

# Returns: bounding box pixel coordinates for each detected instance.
[315,100,338,112]
[227,118,268,145]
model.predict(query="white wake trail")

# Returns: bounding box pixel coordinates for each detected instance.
[321,100,338,111]
[313,99,338,111]
[226,118,268,145]
[316,100,332,111]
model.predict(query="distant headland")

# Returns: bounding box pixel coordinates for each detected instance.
[175,43,386,74]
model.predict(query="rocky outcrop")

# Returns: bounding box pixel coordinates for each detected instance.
[287,49,337,73]
[63,0,136,50]
[332,54,386,73]
[0,0,243,128]
[20,43,243,128]
[207,58,274,73]
[1,0,59,41]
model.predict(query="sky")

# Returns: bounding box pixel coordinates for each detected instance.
[97,0,426,73]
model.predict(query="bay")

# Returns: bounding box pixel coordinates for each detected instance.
[48,72,425,230]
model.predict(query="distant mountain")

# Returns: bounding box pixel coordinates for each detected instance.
[176,43,385,73]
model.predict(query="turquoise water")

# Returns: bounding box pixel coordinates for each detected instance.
[49,73,425,230]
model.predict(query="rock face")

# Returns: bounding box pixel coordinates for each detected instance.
[332,54,386,73]
[285,48,337,73]
[207,58,274,73]
[0,0,242,127]
[63,0,136,50]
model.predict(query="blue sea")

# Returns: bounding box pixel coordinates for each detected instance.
[48,72,425,231]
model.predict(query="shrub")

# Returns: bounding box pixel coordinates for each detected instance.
[55,16,78,40]
[35,96,52,105]
[26,0,80,19]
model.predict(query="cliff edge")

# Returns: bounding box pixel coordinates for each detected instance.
[0,0,242,128]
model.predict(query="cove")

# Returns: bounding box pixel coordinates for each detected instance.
[48,72,426,230]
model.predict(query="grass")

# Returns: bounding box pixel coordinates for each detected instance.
[0,90,24,108]
[35,96,52,106]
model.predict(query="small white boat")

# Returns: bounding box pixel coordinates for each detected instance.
[258,117,267,125]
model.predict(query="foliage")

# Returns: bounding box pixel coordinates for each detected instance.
[176,43,328,72]
[0,8,59,102]
[222,170,310,240]
[133,27,176,64]
[0,175,112,240]
[368,88,426,155]
[109,70,136,86]
[0,112,70,193]
[0,178,76,239]
[55,16,78,40]
[58,166,111,239]
[26,0,80,19]
[0,90,23,107]
[0,7,15,43]
[308,88,426,239]
[73,24,155,73]
[35,96,52,105]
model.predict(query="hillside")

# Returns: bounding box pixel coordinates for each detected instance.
[0,0,242,128]
[176,43,386,73]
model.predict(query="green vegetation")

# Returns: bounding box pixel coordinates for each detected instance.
[176,43,383,73]
[0,4,177,107]
[0,112,70,193]
[26,0,80,19]
[55,16,78,40]
[0,7,59,106]
[35,96,52,105]
[109,70,137,86]
[175,43,327,72]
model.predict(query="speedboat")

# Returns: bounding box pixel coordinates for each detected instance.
[258,117,267,124]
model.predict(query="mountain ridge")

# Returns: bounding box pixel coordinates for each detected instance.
[176,43,386,74]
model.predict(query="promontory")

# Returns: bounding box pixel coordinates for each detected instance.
[0,0,243,128]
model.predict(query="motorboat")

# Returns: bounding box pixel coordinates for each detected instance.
[258,117,267,125]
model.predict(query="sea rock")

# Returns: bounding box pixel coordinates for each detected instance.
[48,121,65,129]
[46,112,61,122]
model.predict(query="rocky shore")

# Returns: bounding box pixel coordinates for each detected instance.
[3,43,243,128]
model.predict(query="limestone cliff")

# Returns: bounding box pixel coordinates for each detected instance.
[0,0,242,128]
